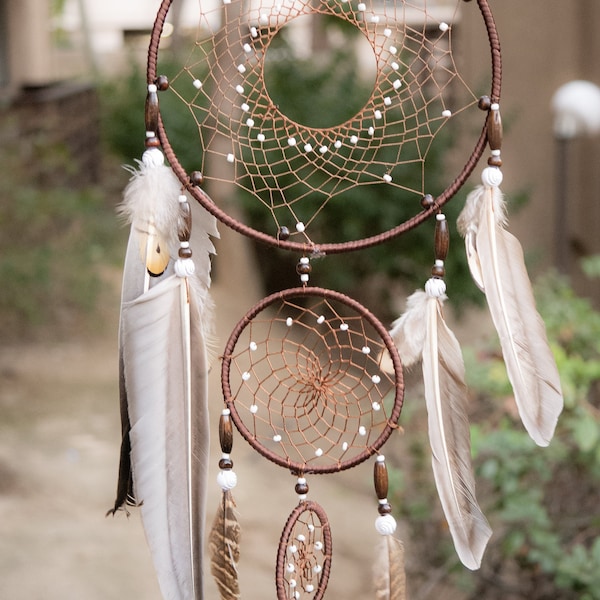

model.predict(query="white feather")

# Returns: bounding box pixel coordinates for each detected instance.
[388,290,430,367]
[476,185,563,446]
[423,294,492,570]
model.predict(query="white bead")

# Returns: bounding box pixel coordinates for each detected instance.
[242,371,251,381]
[300,274,309,283]
[289,545,297,554]
[350,135,359,144]
[342,442,349,451]
[314,541,323,551]
[300,257,309,264]
[377,455,385,463]
[391,62,399,71]
[425,277,446,298]
[319,145,328,154]
[436,213,446,221]
[250,27,258,38]
[375,110,382,120]
[288,137,297,146]
[393,79,402,90]
[142,148,165,167]
[317,315,325,324]
[370,15,379,23]
[273,434,282,442]
[384,96,392,106]
[315,448,323,457]
[246,118,255,127]
[362,346,371,354]
[491,102,500,111]
[375,513,397,535]
[249,341,258,351]
[250,404,258,413]
[295,222,305,232]
[359,426,367,436]
[227,153,235,163]
[357,2,366,10]
[390,46,397,55]
[257,133,265,142]
[289,579,297,588]
[439,22,449,32]
[372,374,381,384]
[334,140,342,149]
[236,84,244,94]
[222,408,231,416]
[384,28,391,37]
[442,109,452,118]
[314,564,322,573]
[372,402,381,411]
[286,317,293,326]
[383,174,392,183]
[178,194,187,203]
[304,143,313,152]
[297,534,306,542]
[175,258,196,278]
[241,102,250,112]
[287,563,295,573]
[217,469,237,491]
[306,584,315,592]
[243,43,252,53]
[340,323,349,331]
[237,64,246,73]
[260,14,268,24]
[147,84,158,93]
[482,166,503,187]
[193,79,203,89]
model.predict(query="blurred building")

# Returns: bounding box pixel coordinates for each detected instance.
[1,0,600,297]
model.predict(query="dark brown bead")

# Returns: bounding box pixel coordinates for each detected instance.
[487,108,503,151]
[219,457,233,470]
[488,155,503,167]
[431,264,445,278]
[296,259,312,275]
[178,246,193,259]
[145,136,161,148]
[421,194,435,209]
[374,459,389,500]
[295,481,309,495]
[434,216,449,262]
[219,413,234,454]
[278,226,290,241]
[378,502,393,515]
[145,90,159,134]
[190,171,204,186]
[155,75,170,91]
[478,95,492,111]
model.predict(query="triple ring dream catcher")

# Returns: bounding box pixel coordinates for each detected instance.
[109,0,563,599]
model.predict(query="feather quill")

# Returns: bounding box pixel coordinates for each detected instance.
[209,489,241,600]
[110,148,218,600]
[458,173,563,446]
[389,283,491,569]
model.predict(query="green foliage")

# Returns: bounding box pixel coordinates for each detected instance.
[463,267,600,599]
[0,132,125,339]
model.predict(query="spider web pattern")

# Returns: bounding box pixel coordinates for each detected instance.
[162,0,488,246]
[276,501,332,600]
[222,289,403,474]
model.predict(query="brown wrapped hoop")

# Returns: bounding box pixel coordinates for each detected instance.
[276,501,333,600]
[147,0,502,254]
[221,287,404,474]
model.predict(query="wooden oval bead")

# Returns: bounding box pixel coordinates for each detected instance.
[488,155,503,167]
[421,194,435,209]
[218,457,234,470]
[178,246,193,259]
[145,90,159,134]
[156,75,170,91]
[434,216,449,262]
[374,459,389,500]
[219,412,234,455]
[190,171,204,186]
[478,95,492,111]
[278,226,290,241]
[487,108,503,151]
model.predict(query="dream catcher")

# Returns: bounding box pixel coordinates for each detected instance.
[108,0,563,598]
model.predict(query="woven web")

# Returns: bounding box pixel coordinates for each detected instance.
[223,292,400,473]
[162,0,483,245]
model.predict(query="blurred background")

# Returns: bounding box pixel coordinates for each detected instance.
[1,1,600,598]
